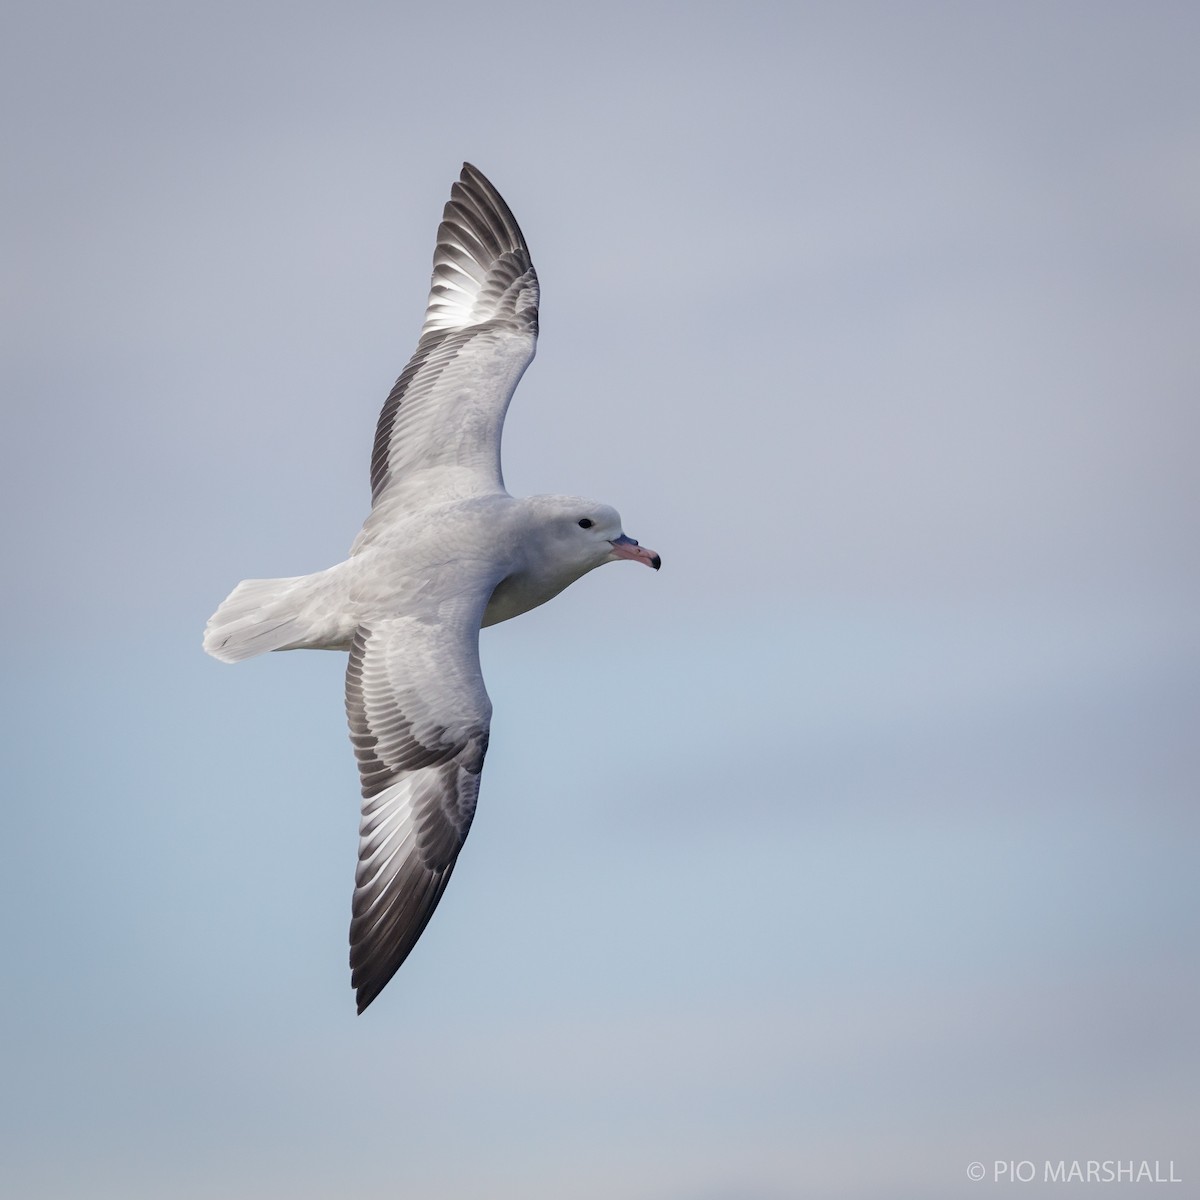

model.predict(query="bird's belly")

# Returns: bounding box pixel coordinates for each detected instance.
[482,571,571,627]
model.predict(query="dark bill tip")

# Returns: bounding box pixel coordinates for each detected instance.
[608,534,661,570]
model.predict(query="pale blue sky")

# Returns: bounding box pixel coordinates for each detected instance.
[2,2,1197,1197]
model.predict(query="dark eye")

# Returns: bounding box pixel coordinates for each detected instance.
[578,518,594,529]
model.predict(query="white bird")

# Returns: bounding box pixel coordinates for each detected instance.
[204,164,660,1013]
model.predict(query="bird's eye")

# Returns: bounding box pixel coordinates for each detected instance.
[578,518,594,529]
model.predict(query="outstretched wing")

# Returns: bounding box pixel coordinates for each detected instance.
[362,163,539,529]
[344,607,493,1012]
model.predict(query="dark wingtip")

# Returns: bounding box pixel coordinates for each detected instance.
[460,162,488,187]
[446,163,529,260]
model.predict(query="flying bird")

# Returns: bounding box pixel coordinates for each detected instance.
[204,164,660,1013]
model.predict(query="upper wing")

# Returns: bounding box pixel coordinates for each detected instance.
[344,604,493,1013]
[363,164,539,525]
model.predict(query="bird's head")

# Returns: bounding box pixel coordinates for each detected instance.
[527,495,661,579]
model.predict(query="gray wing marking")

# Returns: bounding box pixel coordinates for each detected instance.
[423,163,535,337]
[345,616,492,1013]
[366,163,539,513]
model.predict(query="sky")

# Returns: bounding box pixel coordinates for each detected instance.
[2,2,1197,1197]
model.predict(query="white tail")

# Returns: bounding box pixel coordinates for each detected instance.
[203,576,311,663]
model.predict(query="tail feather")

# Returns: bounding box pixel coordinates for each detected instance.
[203,576,309,663]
